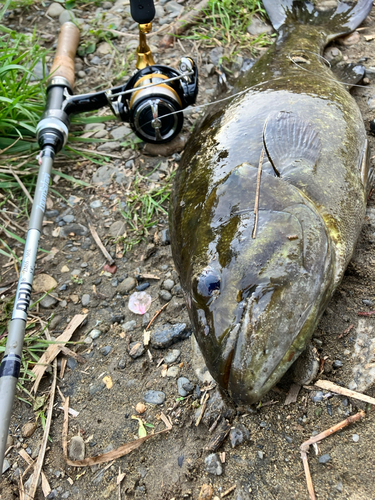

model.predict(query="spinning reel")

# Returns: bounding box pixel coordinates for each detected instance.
[37,0,198,150]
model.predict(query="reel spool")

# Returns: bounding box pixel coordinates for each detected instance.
[114,58,198,144]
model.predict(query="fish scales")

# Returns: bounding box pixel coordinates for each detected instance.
[170,0,374,405]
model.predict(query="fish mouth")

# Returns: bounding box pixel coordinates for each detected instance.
[222,296,314,405]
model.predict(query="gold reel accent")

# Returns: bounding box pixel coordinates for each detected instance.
[136,23,155,70]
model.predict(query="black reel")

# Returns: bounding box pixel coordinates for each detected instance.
[113,58,198,144]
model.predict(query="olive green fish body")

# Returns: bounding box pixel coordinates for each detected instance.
[170,0,373,404]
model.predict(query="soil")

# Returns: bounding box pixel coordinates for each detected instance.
[2,1,375,500]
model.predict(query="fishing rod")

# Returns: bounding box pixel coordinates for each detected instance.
[0,0,198,472]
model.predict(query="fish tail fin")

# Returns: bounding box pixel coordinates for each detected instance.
[263,0,372,40]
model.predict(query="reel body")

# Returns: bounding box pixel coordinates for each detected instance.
[114,59,198,143]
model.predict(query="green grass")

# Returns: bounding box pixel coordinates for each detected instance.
[119,170,173,252]
[183,0,272,59]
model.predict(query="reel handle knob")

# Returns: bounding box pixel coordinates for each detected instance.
[49,22,80,89]
[130,0,155,24]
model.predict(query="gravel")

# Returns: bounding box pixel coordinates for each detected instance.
[151,323,191,348]
[144,390,166,405]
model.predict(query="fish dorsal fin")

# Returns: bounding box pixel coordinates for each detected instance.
[263,111,321,176]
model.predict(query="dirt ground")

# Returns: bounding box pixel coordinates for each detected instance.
[2,1,375,499]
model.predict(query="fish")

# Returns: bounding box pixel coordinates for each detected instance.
[169,0,374,405]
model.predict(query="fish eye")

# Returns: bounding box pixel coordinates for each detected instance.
[197,269,221,297]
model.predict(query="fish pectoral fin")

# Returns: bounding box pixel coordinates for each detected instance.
[263,111,321,177]
[331,62,365,88]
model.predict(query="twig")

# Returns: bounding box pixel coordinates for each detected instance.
[196,392,210,426]
[337,323,354,339]
[252,148,264,239]
[300,411,365,500]
[358,310,375,316]
[26,360,57,500]
[222,484,236,498]
[10,169,33,204]
[315,380,375,405]
[87,221,115,266]
[146,301,170,330]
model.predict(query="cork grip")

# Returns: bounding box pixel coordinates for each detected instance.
[49,22,80,89]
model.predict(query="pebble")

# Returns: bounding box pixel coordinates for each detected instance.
[90,200,102,209]
[59,223,88,238]
[59,9,75,24]
[110,124,133,141]
[159,290,172,301]
[205,453,223,475]
[62,214,75,223]
[229,424,250,448]
[2,459,10,473]
[122,320,137,332]
[136,403,146,414]
[78,70,86,79]
[162,279,174,291]
[285,436,293,444]
[81,294,90,307]
[136,282,150,292]
[166,366,179,378]
[310,391,323,403]
[118,277,137,294]
[89,382,106,395]
[100,346,112,356]
[209,47,224,66]
[160,228,170,245]
[318,453,331,464]
[47,3,65,18]
[40,296,58,308]
[257,451,264,459]
[144,390,166,405]
[164,349,181,364]
[89,329,102,340]
[67,358,77,370]
[246,16,273,36]
[324,46,343,65]
[128,341,145,358]
[336,482,343,493]
[362,299,373,306]
[118,358,126,369]
[177,377,193,396]
[69,436,85,461]
[22,422,37,438]
[198,484,214,500]
[352,434,359,442]
[338,31,360,46]
[152,323,191,348]
[164,0,184,14]
[97,141,121,152]
[333,360,343,368]
[109,220,126,237]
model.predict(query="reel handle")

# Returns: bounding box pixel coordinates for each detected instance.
[49,22,80,89]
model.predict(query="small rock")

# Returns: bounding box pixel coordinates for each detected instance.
[247,15,273,36]
[177,377,193,396]
[164,0,184,14]
[310,391,323,403]
[205,453,222,475]
[144,390,166,405]
[59,9,76,25]
[128,341,145,358]
[81,294,90,307]
[89,382,106,395]
[33,273,58,293]
[6,435,14,448]
[333,360,343,369]
[100,346,112,356]
[257,451,264,459]
[164,349,180,364]
[136,402,146,414]
[336,482,343,493]
[319,453,331,464]
[285,435,293,444]
[143,135,187,156]
[47,2,65,17]
[352,434,359,442]
[22,422,37,438]
[90,200,102,209]
[67,357,77,370]
[152,323,191,348]
[110,124,133,141]
[109,220,126,238]
[96,42,112,56]
[198,484,214,500]
[69,436,85,461]
[40,295,58,308]
[323,46,343,65]
[160,228,170,245]
[97,141,121,152]
[90,56,101,65]
[337,31,360,46]
[209,47,224,66]
[229,424,250,448]
[159,290,172,301]
[118,358,126,369]
[162,279,174,291]
[118,277,137,294]
[2,459,10,473]
[78,70,86,79]
[166,366,179,378]
[136,282,150,292]
[59,223,88,238]
[362,299,373,306]
[89,329,102,340]
[122,320,137,332]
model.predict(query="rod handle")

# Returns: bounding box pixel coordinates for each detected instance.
[49,22,80,89]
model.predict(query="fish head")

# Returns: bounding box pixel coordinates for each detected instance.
[183,165,334,405]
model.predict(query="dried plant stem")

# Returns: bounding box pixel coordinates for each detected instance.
[300,411,365,500]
